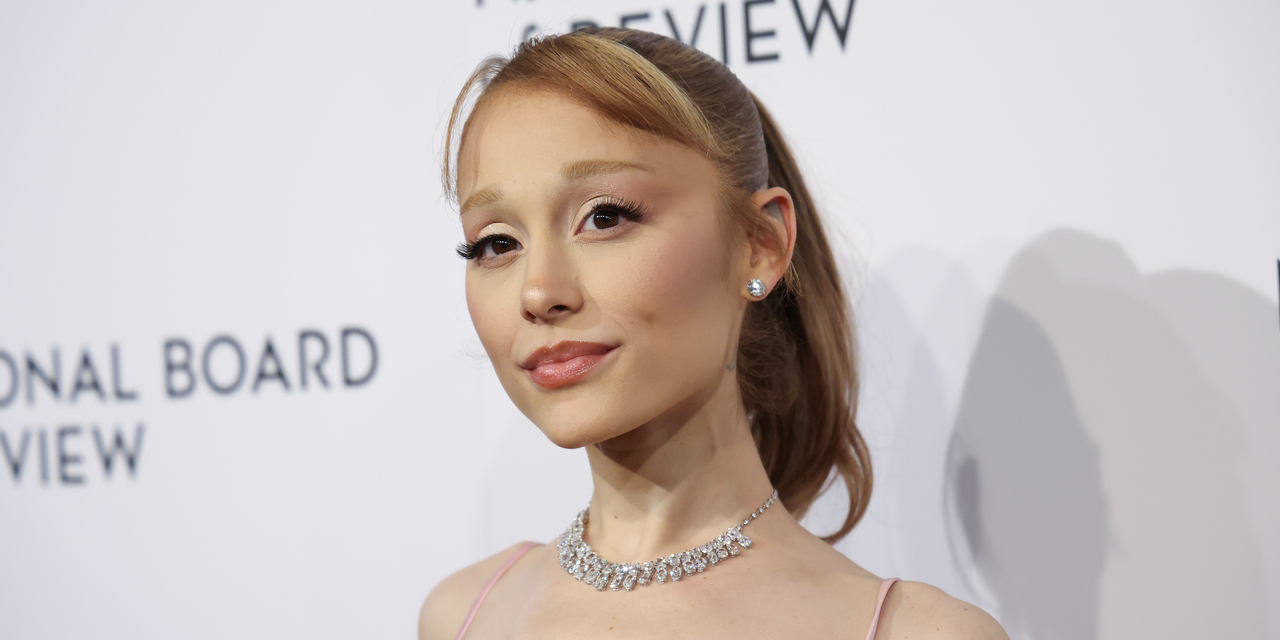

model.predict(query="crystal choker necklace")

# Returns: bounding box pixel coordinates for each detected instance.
[555,489,779,592]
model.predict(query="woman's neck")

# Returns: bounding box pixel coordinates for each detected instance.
[581,369,779,563]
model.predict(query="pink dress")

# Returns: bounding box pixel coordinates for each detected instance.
[453,541,900,640]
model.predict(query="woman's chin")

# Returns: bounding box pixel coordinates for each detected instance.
[533,417,637,450]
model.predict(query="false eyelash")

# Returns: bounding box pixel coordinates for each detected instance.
[589,196,648,222]
[456,240,480,260]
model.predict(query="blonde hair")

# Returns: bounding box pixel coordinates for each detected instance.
[444,28,871,543]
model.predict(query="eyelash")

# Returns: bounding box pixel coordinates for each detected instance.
[456,197,647,261]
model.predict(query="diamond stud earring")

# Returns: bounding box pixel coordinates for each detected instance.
[747,279,767,299]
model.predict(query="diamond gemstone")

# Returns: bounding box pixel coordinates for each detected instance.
[557,489,776,592]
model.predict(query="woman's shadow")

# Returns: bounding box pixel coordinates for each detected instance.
[947,229,1274,640]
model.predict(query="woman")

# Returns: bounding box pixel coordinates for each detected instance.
[420,27,1008,640]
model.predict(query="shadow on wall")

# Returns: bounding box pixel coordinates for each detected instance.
[835,245,989,601]
[947,296,1107,640]
[947,229,1276,640]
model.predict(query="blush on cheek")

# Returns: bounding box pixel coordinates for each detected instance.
[611,232,737,364]
[645,215,734,308]
[651,244,720,307]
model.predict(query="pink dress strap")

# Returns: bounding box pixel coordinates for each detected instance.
[453,541,543,640]
[863,577,900,640]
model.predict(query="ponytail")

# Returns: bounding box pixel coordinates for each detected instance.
[736,96,872,543]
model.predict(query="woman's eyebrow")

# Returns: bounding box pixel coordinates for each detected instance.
[460,161,647,216]
[460,187,502,216]
[561,159,649,180]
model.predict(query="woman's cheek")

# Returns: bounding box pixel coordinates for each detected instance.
[594,226,734,363]
[645,216,732,313]
[465,273,517,362]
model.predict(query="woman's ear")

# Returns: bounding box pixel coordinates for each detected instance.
[741,186,797,300]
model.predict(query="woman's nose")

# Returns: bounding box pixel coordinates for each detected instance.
[520,244,583,323]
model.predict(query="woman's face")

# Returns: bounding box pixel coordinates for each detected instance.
[455,88,752,449]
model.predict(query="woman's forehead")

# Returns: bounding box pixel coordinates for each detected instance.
[456,88,712,201]
[460,91,638,175]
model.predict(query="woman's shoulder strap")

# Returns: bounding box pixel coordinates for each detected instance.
[863,577,900,640]
[453,541,543,640]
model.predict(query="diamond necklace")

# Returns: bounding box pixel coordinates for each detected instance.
[555,489,779,592]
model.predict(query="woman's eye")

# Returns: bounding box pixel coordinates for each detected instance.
[486,236,518,256]
[580,200,645,233]
[458,234,521,262]
[583,208,622,231]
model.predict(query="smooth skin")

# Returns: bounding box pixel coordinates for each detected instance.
[420,88,1008,640]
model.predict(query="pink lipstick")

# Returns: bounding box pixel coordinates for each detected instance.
[521,341,615,390]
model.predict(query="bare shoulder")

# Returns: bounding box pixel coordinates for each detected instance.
[417,541,541,640]
[878,580,1009,640]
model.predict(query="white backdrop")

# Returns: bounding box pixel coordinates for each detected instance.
[1,1,1277,639]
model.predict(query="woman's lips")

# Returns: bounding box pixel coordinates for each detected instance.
[522,341,616,390]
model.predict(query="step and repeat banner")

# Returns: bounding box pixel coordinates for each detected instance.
[2,1,1277,638]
